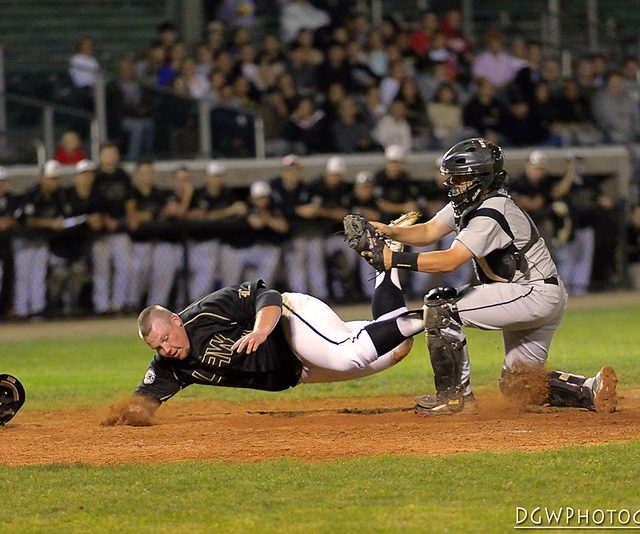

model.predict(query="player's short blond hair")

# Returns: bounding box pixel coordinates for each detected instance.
[137,305,172,339]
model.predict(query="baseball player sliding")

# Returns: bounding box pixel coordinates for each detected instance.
[115,252,425,424]
[345,137,617,415]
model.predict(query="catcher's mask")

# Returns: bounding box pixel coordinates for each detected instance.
[440,138,504,217]
[0,374,26,426]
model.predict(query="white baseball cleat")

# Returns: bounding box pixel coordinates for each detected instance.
[591,366,618,413]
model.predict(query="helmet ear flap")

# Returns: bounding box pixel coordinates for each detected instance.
[490,143,504,174]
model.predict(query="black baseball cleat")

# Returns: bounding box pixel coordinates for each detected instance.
[414,392,478,415]
[591,366,618,413]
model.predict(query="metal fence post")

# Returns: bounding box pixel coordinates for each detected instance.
[43,105,55,159]
[547,0,560,56]
[90,118,100,162]
[370,0,382,27]
[198,99,212,159]
[94,70,107,143]
[587,0,599,52]
[254,114,265,159]
[0,45,6,137]
[462,0,474,45]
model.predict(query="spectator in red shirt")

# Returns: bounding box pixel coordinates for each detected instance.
[54,130,87,165]
[409,10,439,57]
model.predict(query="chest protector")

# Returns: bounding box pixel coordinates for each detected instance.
[458,194,539,283]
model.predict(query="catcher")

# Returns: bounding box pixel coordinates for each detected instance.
[113,226,426,425]
[343,137,618,415]
[0,374,26,426]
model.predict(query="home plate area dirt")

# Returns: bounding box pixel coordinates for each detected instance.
[2,390,640,466]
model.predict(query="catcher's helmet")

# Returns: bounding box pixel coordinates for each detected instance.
[0,374,26,426]
[440,138,504,216]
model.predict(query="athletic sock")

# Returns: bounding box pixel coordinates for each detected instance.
[371,269,405,320]
[396,312,424,337]
[364,309,424,357]
[364,317,408,357]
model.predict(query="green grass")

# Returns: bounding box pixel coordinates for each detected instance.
[1,443,639,533]
[2,305,640,411]
[2,304,639,532]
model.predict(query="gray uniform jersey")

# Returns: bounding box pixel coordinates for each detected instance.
[435,193,558,284]
[432,192,568,391]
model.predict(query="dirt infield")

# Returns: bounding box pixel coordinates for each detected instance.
[2,390,639,466]
[2,292,639,465]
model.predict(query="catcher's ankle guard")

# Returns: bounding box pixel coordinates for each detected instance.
[0,374,26,426]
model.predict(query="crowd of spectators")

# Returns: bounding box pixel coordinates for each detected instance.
[60,3,640,163]
[4,2,640,320]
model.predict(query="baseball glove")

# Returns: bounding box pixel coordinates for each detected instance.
[343,213,386,271]
[0,374,26,426]
[389,210,421,228]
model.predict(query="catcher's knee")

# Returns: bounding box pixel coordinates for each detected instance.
[423,287,461,332]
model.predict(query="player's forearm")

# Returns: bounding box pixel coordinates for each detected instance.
[26,217,61,230]
[253,305,282,336]
[415,250,462,273]
[268,216,289,233]
[386,223,437,247]
[387,245,471,273]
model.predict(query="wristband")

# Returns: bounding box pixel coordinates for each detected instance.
[391,251,419,271]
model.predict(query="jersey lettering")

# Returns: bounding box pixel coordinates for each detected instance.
[198,332,246,367]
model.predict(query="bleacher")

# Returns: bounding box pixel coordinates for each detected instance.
[0,0,165,74]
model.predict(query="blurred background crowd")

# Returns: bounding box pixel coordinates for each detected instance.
[1,0,640,320]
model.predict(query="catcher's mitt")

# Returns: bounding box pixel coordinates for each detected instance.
[343,213,386,271]
[0,374,26,426]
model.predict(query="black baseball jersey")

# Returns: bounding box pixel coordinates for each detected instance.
[163,189,196,211]
[133,186,170,220]
[269,176,310,219]
[270,176,320,237]
[0,192,16,218]
[508,173,555,229]
[93,168,134,219]
[0,192,16,256]
[17,184,66,220]
[62,185,101,217]
[308,179,352,210]
[192,185,237,212]
[252,203,287,240]
[373,170,420,222]
[135,280,303,404]
[49,185,99,259]
[508,173,553,203]
[307,177,352,235]
[349,193,379,216]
